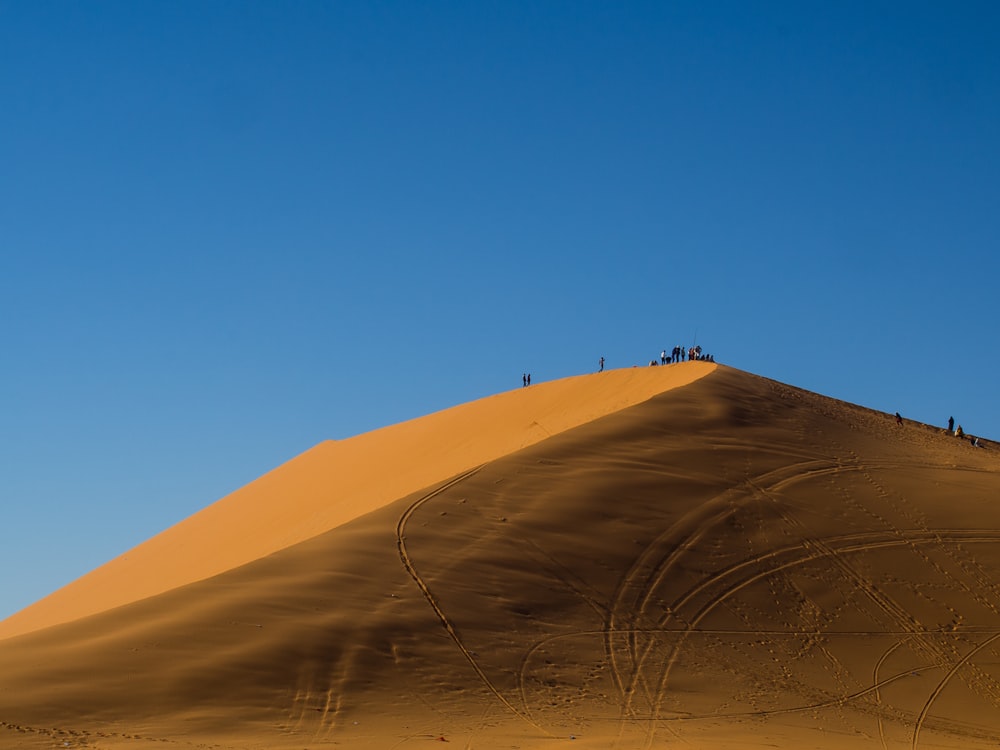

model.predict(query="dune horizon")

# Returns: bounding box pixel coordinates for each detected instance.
[2,362,999,750]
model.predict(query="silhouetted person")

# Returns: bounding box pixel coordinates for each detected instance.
[599,356,605,372]
[527,373,531,385]
[895,412,903,426]
[522,373,527,387]
[948,416,955,433]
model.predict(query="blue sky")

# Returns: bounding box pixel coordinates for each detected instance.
[2,1,998,622]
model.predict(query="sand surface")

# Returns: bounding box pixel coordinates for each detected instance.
[2,363,999,749]
[0,362,715,640]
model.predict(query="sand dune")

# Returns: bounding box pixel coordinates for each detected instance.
[2,363,999,749]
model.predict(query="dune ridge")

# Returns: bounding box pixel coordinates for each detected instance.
[0,361,715,641]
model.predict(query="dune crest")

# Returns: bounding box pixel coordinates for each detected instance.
[0,362,715,640]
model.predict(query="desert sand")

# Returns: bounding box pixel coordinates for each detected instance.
[1,363,999,749]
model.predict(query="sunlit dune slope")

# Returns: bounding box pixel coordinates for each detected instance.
[1,365,999,750]
[0,362,715,640]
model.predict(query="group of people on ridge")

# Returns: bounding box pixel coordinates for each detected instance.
[594,346,716,373]
[659,346,714,364]
[948,416,984,448]
[894,414,985,448]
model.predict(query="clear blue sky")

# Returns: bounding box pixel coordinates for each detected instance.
[2,1,998,623]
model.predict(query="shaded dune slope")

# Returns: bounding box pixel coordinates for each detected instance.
[0,362,715,641]
[3,365,1000,750]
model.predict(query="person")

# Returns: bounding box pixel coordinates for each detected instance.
[661,349,667,365]
[599,356,605,372]
[956,424,965,438]
[522,373,527,388]
[948,416,955,433]
[895,412,903,426]
[527,373,531,385]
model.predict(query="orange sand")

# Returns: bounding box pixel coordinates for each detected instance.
[0,362,715,640]
[2,362,999,750]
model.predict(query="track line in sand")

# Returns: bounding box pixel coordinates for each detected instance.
[873,639,907,750]
[610,446,1000,748]
[515,627,996,725]
[832,450,1000,709]
[598,449,855,746]
[512,536,614,722]
[0,719,205,748]
[642,531,1000,747]
[652,532,1000,658]
[662,530,1000,630]
[620,663,938,723]
[911,632,1000,750]
[395,466,551,736]
[606,454,843,742]
[639,525,997,740]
